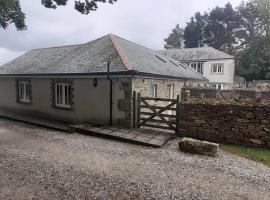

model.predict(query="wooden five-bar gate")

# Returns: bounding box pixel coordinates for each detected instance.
[135,93,180,134]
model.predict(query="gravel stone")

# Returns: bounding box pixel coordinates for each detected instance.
[0,119,269,200]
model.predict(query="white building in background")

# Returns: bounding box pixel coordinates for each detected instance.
[159,47,235,90]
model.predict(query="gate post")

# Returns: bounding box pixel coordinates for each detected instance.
[137,93,141,128]
[175,95,180,136]
[132,91,137,128]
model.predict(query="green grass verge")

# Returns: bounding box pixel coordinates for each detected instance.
[221,144,270,167]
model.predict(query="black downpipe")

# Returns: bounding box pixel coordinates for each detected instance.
[107,61,113,126]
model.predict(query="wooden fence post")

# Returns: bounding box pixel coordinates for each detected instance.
[133,91,137,128]
[137,93,141,128]
[175,95,180,136]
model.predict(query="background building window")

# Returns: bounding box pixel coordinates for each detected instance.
[151,84,157,98]
[168,84,174,99]
[211,64,224,74]
[55,83,72,108]
[18,81,31,103]
[211,83,227,90]
[189,62,204,74]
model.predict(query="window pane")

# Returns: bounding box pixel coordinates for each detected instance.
[55,85,57,104]
[19,84,22,100]
[55,83,71,107]
[197,65,201,73]
[60,85,63,104]
[152,85,157,98]
[25,83,29,100]
[57,85,61,105]
[68,85,71,105]
[65,85,69,105]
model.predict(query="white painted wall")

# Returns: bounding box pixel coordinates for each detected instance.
[202,59,235,90]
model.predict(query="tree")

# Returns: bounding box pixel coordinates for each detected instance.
[0,0,26,30]
[237,35,270,80]
[252,0,270,36]
[42,0,117,14]
[204,3,241,54]
[236,1,260,48]
[0,0,117,30]
[164,24,184,49]
[184,12,207,48]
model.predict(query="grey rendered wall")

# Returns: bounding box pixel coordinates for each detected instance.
[0,77,126,126]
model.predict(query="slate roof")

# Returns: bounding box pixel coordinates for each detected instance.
[0,34,206,80]
[159,47,235,61]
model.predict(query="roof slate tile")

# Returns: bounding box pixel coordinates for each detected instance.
[0,34,206,80]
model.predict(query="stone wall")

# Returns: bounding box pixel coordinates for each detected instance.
[116,78,133,128]
[178,104,270,148]
[110,77,201,128]
[132,78,184,99]
[182,87,270,103]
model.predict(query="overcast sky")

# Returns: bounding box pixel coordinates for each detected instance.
[0,0,244,65]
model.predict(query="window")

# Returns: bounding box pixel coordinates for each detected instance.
[55,83,72,108]
[151,84,157,98]
[211,64,224,74]
[211,83,227,90]
[18,81,31,103]
[168,84,174,99]
[189,62,204,74]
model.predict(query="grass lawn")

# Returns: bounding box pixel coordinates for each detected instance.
[221,144,270,167]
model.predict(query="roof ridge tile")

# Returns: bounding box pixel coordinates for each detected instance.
[109,34,133,71]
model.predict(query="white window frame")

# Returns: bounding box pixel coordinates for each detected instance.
[168,84,175,99]
[211,83,227,90]
[189,62,204,75]
[151,84,158,98]
[18,81,30,103]
[211,64,224,75]
[55,83,71,108]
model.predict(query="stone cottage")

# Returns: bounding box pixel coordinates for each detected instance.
[0,34,206,128]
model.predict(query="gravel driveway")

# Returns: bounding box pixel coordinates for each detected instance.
[0,118,269,200]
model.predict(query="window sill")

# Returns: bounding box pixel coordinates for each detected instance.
[54,105,73,111]
[17,100,31,105]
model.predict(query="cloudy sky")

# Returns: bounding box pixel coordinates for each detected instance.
[0,0,244,65]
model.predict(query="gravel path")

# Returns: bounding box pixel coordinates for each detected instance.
[0,118,269,200]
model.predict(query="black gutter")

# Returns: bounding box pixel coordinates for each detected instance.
[0,71,134,77]
[0,70,206,81]
[107,61,113,126]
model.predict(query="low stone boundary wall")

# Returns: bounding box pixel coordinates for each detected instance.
[181,87,270,103]
[178,103,270,148]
